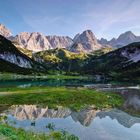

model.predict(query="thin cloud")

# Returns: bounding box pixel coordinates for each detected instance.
[4,0,140,39]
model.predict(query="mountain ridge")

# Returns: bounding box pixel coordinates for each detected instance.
[0,24,104,53]
[98,31,140,48]
[84,42,140,79]
[1,23,140,52]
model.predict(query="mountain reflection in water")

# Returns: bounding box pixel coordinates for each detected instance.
[1,105,140,128]
[1,105,140,140]
[3,105,99,127]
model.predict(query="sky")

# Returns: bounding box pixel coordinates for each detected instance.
[0,0,140,39]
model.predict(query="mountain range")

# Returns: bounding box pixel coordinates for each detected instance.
[1,23,140,52]
[0,23,140,80]
[10,29,102,53]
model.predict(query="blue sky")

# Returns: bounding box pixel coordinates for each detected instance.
[0,0,140,39]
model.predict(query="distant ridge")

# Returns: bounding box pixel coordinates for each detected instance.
[98,31,140,48]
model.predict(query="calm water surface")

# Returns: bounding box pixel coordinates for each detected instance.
[0,78,135,88]
[0,79,95,88]
[0,105,140,140]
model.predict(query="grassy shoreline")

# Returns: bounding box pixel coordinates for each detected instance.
[0,87,123,110]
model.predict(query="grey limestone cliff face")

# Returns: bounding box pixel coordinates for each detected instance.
[13,32,52,52]
[0,35,33,68]
[11,33,73,52]
[46,35,73,49]
[70,30,102,53]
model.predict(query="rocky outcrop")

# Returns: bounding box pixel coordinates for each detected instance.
[0,35,45,73]
[70,30,102,53]
[121,43,140,63]
[0,52,32,68]
[0,24,12,38]
[0,35,33,68]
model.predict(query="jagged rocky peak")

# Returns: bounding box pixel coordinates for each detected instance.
[0,24,12,38]
[70,30,102,53]
[74,30,97,43]
[46,35,73,49]
[14,32,30,45]
[14,32,52,52]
